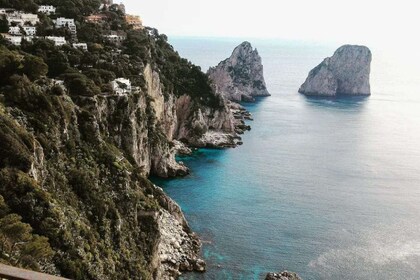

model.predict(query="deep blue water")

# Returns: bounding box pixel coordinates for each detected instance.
[153,37,420,279]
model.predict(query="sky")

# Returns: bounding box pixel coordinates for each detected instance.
[123,0,419,48]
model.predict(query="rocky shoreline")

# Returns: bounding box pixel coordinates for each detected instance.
[265,271,302,280]
[152,42,269,279]
[153,185,205,279]
[157,101,254,278]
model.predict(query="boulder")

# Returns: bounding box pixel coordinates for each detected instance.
[265,271,302,280]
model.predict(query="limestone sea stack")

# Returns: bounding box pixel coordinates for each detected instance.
[299,45,372,96]
[207,41,270,102]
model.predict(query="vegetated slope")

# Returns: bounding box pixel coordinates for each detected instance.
[0,1,234,279]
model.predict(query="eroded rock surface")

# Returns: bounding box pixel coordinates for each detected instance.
[299,45,372,96]
[265,271,302,280]
[208,41,270,102]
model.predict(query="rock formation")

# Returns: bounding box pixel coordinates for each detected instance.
[299,45,372,96]
[265,271,302,280]
[208,41,270,102]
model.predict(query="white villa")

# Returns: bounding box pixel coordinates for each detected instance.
[45,36,67,46]
[103,31,126,45]
[38,5,56,15]
[72,43,88,51]
[23,26,36,36]
[6,13,24,25]
[54,17,77,35]
[2,34,22,46]
[6,12,39,26]
[111,78,132,95]
[21,13,39,25]
[8,26,21,35]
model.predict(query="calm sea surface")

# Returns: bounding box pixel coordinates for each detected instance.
[153,37,420,279]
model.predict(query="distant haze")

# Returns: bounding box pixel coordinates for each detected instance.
[124,1,415,43]
[124,0,420,65]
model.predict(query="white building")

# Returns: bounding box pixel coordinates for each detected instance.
[2,34,22,46]
[45,36,67,46]
[6,12,39,26]
[21,13,39,25]
[38,5,56,15]
[23,36,35,43]
[111,78,132,95]
[23,26,36,36]
[72,43,88,51]
[8,26,21,35]
[103,31,126,45]
[6,13,24,25]
[54,17,77,35]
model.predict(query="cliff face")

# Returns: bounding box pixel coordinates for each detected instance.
[0,1,262,276]
[0,70,214,279]
[208,41,270,102]
[0,30,248,278]
[299,45,372,96]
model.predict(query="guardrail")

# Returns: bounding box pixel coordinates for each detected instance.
[0,264,70,280]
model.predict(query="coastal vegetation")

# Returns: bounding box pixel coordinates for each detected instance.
[0,0,223,278]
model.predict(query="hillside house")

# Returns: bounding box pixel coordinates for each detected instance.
[125,14,143,30]
[1,34,22,45]
[111,78,132,95]
[73,43,88,51]
[8,26,20,35]
[85,14,108,23]
[54,17,77,35]
[38,5,56,15]
[6,12,39,26]
[45,36,66,46]
[103,31,126,45]
[8,26,36,36]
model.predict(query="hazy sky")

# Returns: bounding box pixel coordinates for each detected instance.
[124,0,419,48]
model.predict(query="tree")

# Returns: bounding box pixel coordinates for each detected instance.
[23,54,48,80]
[0,214,54,271]
[46,51,70,77]
[0,47,23,85]
[0,0,38,12]
[0,15,8,33]
[61,72,101,96]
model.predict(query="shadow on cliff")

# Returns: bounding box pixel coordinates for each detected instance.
[302,95,370,110]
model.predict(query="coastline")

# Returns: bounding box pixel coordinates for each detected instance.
[152,99,258,279]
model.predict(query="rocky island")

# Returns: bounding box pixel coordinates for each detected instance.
[208,41,270,102]
[299,45,372,96]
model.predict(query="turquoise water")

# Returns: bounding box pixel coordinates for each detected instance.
[153,38,420,279]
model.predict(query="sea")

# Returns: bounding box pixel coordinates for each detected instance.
[152,37,420,280]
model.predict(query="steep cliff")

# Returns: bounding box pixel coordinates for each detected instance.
[0,19,245,280]
[0,0,263,277]
[208,41,270,102]
[0,71,212,279]
[299,45,372,96]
